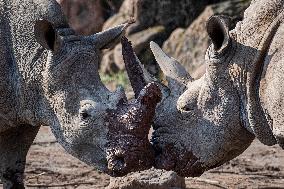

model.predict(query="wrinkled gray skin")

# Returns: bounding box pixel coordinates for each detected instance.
[126,0,284,177]
[0,0,160,188]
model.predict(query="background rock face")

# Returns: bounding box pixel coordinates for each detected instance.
[57,0,124,35]
[163,0,251,79]
[100,0,232,75]
[104,0,226,33]
[57,0,250,76]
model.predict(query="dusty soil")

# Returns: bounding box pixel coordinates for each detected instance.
[1,126,284,189]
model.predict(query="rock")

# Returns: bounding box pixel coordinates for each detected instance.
[103,0,124,14]
[102,0,134,32]
[107,168,186,189]
[57,0,123,35]
[104,0,227,34]
[101,51,118,74]
[162,0,251,79]
[101,0,226,74]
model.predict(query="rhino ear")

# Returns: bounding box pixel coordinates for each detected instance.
[206,15,231,52]
[34,20,61,51]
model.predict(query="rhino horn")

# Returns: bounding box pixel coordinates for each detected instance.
[88,22,131,50]
[150,41,193,95]
[121,36,169,98]
[121,36,155,97]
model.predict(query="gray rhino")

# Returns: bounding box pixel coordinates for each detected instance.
[0,0,161,188]
[125,0,284,177]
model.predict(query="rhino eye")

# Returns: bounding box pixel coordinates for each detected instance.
[181,105,194,112]
[80,102,95,120]
[81,112,91,119]
[178,102,195,113]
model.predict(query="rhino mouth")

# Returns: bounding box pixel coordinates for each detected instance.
[106,135,154,176]
[151,128,205,177]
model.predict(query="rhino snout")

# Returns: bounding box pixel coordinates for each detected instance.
[106,135,155,177]
[152,139,205,177]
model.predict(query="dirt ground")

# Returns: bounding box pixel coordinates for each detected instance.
[1,126,284,189]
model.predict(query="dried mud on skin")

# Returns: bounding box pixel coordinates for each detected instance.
[1,127,284,189]
[105,37,162,177]
[106,83,161,177]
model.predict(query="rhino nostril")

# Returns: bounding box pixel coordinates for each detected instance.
[112,156,126,171]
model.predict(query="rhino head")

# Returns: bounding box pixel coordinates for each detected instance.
[125,15,259,177]
[124,0,284,177]
[34,20,161,176]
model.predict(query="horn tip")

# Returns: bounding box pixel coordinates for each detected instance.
[150,41,159,49]
[122,19,135,31]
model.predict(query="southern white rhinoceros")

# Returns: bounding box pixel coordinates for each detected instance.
[124,0,284,177]
[0,0,161,188]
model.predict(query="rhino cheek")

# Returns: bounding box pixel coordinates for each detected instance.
[150,100,203,176]
[70,141,108,171]
[47,98,110,172]
[151,96,253,177]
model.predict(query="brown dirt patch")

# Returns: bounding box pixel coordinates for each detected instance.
[1,127,284,188]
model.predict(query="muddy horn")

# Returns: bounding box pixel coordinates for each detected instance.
[105,37,162,176]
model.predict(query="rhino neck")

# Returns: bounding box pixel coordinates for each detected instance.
[260,23,284,148]
[0,0,69,127]
[231,2,284,145]
[0,1,21,129]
